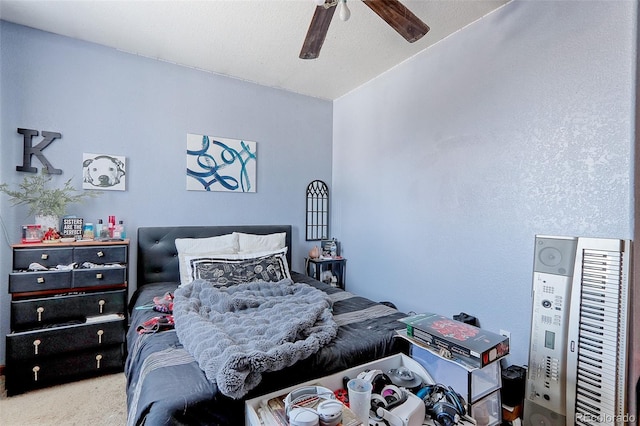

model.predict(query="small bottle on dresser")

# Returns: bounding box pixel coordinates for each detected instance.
[99,219,109,239]
[108,215,116,238]
[114,220,126,239]
[95,219,104,240]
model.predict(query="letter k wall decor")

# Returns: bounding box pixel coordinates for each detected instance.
[16,128,63,174]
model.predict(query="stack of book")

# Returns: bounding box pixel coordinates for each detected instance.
[399,312,509,368]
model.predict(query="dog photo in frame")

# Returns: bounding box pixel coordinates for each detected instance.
[82,153,126,191]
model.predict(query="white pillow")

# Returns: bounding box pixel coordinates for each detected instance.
[175,233,240,286]
[234,232,286,254]
[175,233,239,254]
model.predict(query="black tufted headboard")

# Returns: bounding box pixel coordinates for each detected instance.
[137,225,292,288]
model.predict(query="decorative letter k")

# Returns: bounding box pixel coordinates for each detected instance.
[16,128,62,174]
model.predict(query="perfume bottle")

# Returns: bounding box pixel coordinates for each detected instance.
[99,219,109,239]
[95,219,104,240]
[108,215,116,238]
[113,220,126,239]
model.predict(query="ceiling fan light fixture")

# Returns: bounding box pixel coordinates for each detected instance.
[338,0,351,21]
[300,0,429,60]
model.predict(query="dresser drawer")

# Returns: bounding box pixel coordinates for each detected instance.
[13,247,74,270]
[74,245,127,264]
[5,344,124,396]
[6,318,126,360]
[11,290,127,330]
[6,240,129,395]
[9,270,72,293]
[73,266,126,288]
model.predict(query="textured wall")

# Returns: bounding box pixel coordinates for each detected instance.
[333,0,635,367]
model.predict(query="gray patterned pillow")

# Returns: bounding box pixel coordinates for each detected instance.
[186,249,291,286]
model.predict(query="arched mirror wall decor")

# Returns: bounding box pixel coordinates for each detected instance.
[306,180,329,241]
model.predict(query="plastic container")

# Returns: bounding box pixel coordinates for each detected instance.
[470,390,502,426]
[410,343,501,403]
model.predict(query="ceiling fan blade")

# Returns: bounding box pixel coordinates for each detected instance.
[300,4,337,60]
[362,0,429,43]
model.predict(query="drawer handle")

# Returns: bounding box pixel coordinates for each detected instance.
[97,251,104,257]
[41,253,48,260]
[96,273,103,279]
[33,339,41,355]
[97,329,104,344]
[98,300,105,314]
[32,366,40,381]
[37,277,45,284]
[96,354,103,369]
[37,307,45,322]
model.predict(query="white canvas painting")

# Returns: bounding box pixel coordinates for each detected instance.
[82,153,126,191]
[186,133,257,192]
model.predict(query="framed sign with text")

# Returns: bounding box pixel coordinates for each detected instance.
[61,217,84,239]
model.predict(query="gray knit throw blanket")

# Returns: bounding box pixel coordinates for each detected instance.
[173,278,338,399]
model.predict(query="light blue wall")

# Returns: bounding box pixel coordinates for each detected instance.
[333,0,636,367]
[1,1,636,371]
[0,21,333,365]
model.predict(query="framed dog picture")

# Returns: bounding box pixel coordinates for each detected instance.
[82,153,126,191]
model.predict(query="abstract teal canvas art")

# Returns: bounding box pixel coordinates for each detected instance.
[186,133,257,192]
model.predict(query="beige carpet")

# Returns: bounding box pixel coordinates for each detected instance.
[0,373,127,425]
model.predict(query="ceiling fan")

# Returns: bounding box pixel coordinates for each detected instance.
[300,0,430,60]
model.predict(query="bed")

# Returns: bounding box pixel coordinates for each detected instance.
[125,225,409,425]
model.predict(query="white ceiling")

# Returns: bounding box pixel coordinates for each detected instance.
[0,0,508,100]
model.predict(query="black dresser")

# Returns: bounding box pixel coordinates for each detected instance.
[5,240,128,395]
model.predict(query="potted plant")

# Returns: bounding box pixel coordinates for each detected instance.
[0,172,100,232]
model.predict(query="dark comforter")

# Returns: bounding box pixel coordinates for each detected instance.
[125,272,408,425]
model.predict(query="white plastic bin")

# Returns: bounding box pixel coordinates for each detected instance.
[410,343,501,403]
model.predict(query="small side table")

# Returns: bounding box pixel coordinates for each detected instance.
[305,257,347,290]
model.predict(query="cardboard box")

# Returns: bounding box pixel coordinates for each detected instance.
[399,313,509,368]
